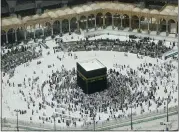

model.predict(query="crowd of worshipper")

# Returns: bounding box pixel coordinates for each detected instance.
[1,34,178,128]
[3,49,177,128]
[1,34,175,74]
[1,45,42,73]
[66,36,175,59]
[1,45,30,59]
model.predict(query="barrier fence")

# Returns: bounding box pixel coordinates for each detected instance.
[84,105,178,130]
[24,29,177,46]
[1,105,178,131]
[84,29,178,42]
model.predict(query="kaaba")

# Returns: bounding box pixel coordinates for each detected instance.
[77,59,107,94]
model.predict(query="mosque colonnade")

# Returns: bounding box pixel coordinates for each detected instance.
[1,8,178,45]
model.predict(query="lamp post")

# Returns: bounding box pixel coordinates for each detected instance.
[160,121,171,131]
[129,104,133,130]
[93,108,96,131]
[166,96,169,131]
[14,109,19,131]
[129,93,133,130]
[161,94,170,131]
[93,114,95,131]
[52,114,56,131]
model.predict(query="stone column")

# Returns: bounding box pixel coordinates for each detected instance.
[42,26,44,37]
[69,20,71,34]
[139,18,141,29]
[6,32,8,43]
[103,15,105,29]
[60,21,62,34]
[147,19,150,34]
[33,26,36,39]
[15,29,17,42]
[77,18,80,32]
[129,16,132,31]
[156,21,159,35]
[112,15,114,30]
[95,15,97,30]
[166,21,168,36]
[51,27,54,36]
[120,17,123,28]
[86,16,88,32]
[24,29,27,40]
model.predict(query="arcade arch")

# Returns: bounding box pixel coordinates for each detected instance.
[44,22,52,37]
[16,27,25,42]
[26,25,34,40]
[88,14,95,29]
[53,20,60,35]
[79,15,87,30]
[122,14,129,28]
[7,28,15,44]
[105,12,112,28]
[1,3,178,47]
[131,15,139,30]
[168,19,176,34]
[70,17,77,32]
[113,14,120,29]
[34,23,43,38]
[96,13,103,29]
[140,16,149,31]
[62,19,69,33]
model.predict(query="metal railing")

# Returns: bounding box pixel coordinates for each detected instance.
[1,106,178,131]
[84,29,177,42]
[84,105,178,130]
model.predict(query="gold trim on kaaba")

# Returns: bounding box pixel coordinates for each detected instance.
[77,70,106,82]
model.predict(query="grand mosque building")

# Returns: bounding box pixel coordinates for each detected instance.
[1,0,178,45]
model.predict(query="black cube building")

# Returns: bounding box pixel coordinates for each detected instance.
[77,59,107,94]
